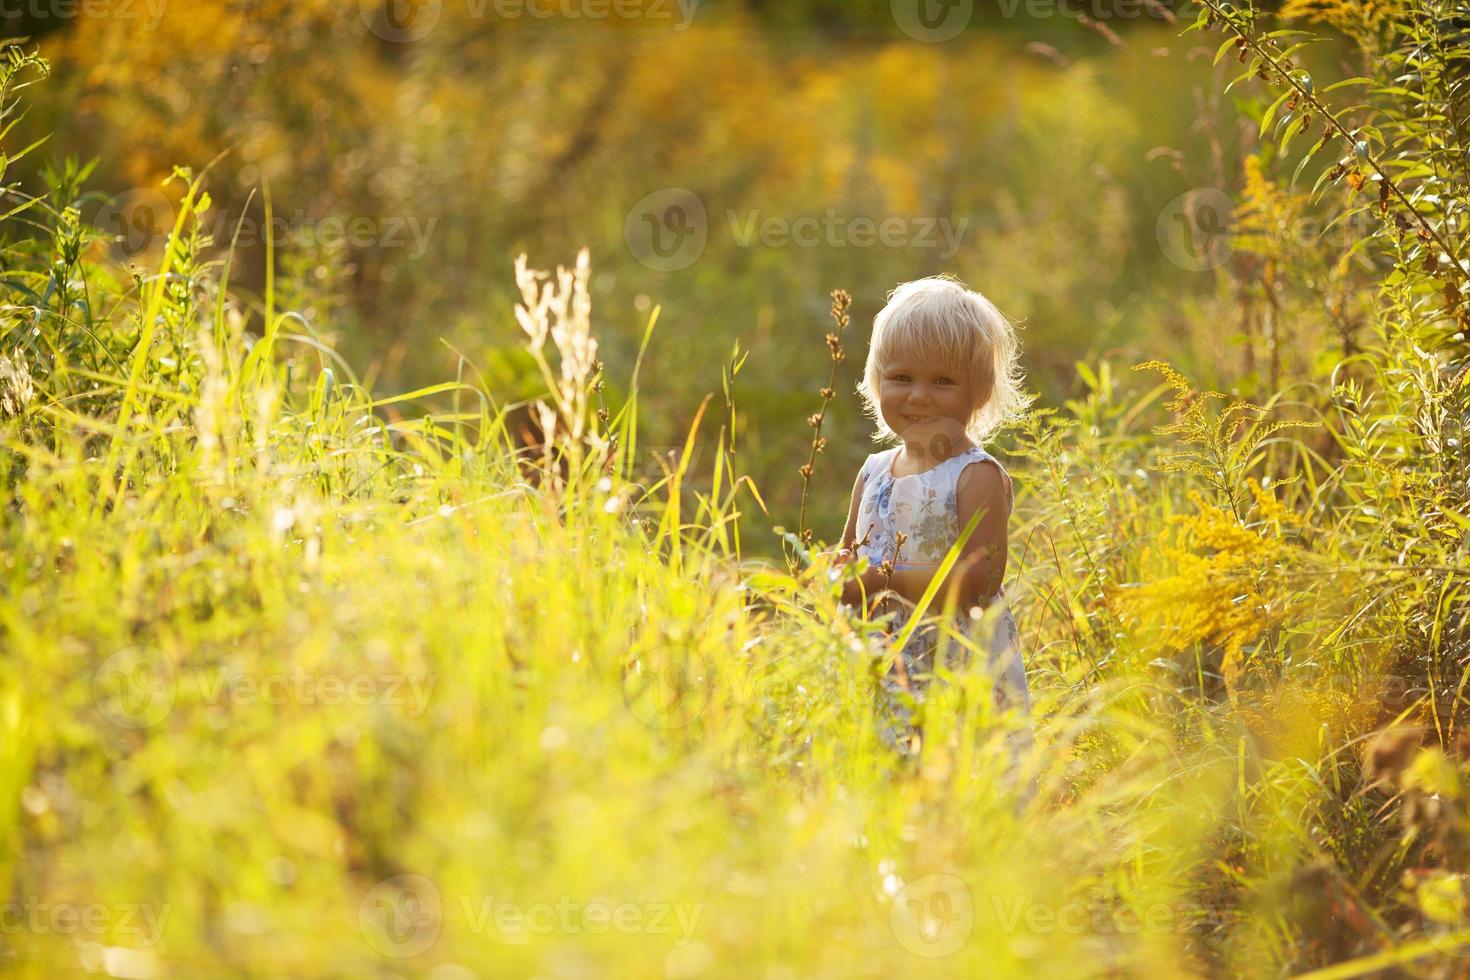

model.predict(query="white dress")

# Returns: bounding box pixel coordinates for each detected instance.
[852,445,1032,725]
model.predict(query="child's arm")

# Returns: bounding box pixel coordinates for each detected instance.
[841,460,1010,612]
[811,467,867,568]
[839,467,867,552]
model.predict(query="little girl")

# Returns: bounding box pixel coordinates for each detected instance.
[828,276,1034,752]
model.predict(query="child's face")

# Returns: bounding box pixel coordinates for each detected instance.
[876,351,978,448]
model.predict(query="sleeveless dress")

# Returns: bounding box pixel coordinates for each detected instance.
[852,445,1032,748]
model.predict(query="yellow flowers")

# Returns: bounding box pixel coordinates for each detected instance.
[1234,154,1295,264]
[1117,478,1303,695]
[1132,359,1317,519]
[1280,0,1408,41]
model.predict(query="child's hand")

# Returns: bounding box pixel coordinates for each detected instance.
[804,548,856,597]
[808,547,853,569]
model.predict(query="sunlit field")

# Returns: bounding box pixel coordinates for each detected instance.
[1,1,1468,977]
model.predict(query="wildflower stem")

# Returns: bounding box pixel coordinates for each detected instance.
[1195,0,1466,283]
[790,289,851,574]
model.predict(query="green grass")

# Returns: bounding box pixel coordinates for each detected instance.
[0,217,1449,978]
[0,201,1240,975]
[4,5,1470,973]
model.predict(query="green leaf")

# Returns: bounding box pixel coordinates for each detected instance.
[1076,361,1099,391]
[1280,113,1308,152]
[1291,135,1330,191]
[1322,76,1373,94]
[1260,89,1294,139]
[887,501,987,655]
[1214,35,1241,67]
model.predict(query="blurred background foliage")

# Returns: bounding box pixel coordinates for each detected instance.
[6,0,1349,553]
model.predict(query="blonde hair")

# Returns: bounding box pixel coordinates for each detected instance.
[855,276,1032,446]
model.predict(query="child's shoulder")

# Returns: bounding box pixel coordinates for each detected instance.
[956,447,1013,510]
[857,447,899,479]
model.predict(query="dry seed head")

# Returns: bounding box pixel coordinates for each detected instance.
[0,350,34,419]
[829,289,852,328]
